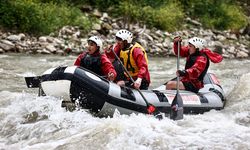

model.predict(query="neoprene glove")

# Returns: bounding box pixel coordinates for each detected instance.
[177,70,187,77]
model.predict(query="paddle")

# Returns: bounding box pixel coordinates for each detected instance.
[170,41,184,120]
[111,45,163,120]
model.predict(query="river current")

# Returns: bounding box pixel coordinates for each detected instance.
[1,53,250,149]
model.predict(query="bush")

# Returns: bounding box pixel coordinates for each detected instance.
[115,1,184,32]
[202,3,248,30]
[182,0,248,30]
[0,0,92,35]
[150,3,184,31]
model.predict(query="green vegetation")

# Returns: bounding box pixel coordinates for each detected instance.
[114,1,184,32]
[0,0,248,35]
[182,0,248,30]
[0,0,92,35]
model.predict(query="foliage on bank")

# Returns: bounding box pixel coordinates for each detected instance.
[181,0,248,30]
[72,0,248,31]
[0,0,92,35]
[113,1,184,32]
[0,0,248,35]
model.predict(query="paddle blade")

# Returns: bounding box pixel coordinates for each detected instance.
[170,93,184,120]
[147,105,163,120]
[25,76,41,88]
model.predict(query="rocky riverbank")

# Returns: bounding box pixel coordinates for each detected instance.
[0,12,249,58]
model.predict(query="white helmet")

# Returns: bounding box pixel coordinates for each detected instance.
[88,36,103,51]
[115,29,133,43]
[188,37,206,50]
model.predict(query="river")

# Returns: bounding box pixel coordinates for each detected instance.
[1,53,250,149]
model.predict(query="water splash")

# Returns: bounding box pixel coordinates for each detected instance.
[225,73,250,111]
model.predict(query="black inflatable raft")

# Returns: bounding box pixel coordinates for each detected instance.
[25,66,226,117]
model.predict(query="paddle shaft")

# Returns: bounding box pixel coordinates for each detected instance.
[177,41,180,93]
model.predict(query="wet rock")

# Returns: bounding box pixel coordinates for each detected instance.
[227,34,238,40]
[19,33,25,40]
[46,44,57,53]
[23,111,48,124]
[39,36,47,42]
[0,40,15,51]
[92,23,101,30]
[213,41,223,54]
[236,51,248,58]
[227,46,236,54]
[92,9,102,18]
[143,33,154,42]
[7,35,21,42]
[40,49,51,54]
[24,111,38,123]
[54,38,63,45]
[216,35,226,41]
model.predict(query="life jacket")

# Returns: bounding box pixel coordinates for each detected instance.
[119,42,148,77]
[80,53,102,75]
[185,51,210,81]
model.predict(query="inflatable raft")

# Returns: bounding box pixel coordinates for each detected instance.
[25,66,226,117]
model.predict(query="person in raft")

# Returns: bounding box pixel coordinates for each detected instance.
[74,36,117,81]
[166,36,223,93]
[105,29,150,90]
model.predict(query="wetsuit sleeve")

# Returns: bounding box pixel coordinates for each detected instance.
[173,42,189,57]
[100,54,117,78]
[186,56,207,80]
[133,47,148,79]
